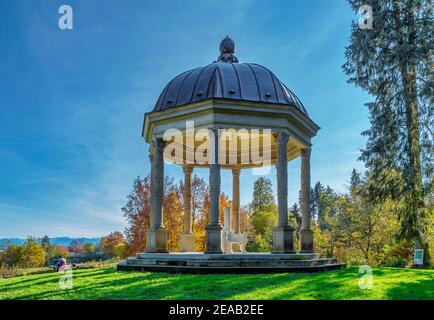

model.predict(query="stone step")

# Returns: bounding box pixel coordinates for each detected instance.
[126,257,338,268]
[135,252,321,260]
[117,260,345,274]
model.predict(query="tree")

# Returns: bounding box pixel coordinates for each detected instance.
[83,243,96,256]
[70,239,85,256]
[312,173,405,265]
[122,174,214,254]
[251,177,275,214]
[0,245,23,267]
[290,203,301,227]
[180,175,210,252]
[100,231,126,258]
[247,177,278,252]
[343,0,433,266]
[122,176,151,256]
[318,186,340,231]
[248,207,277,252]
[310,181,340,229]
[334,173,401,265]
[310,182,323,221]
[310,183,341,255]
[239,205,254,236]
[40,235,51,265]
[40,235,50,251]
[52,246,70,259]
[350,169,363,192]
[180,175,209,230]
[163,178,183,251]
[21,237,46,268]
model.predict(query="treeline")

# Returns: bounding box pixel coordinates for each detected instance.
[311,170,433,267]
[0,234,126,268]
[120,170,433,267]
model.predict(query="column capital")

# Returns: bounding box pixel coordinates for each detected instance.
[277,132,289,144]
[152,137,164,151]
[301,147,311,158]
[210,126,220,131]
[209,126,221,137]
[231,167,241,176]
[182,165,193,175]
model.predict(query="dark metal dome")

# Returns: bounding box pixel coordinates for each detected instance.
[153,38,308,116]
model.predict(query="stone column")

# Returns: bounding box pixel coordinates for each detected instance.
[180,165,195,252]
[272,132,295,254]
[146,151,154,250]
[146,137,168,253]
[231,167,240,234]
[205,128,223,254]
[300,147,314,253]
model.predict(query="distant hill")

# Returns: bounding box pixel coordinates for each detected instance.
[0,237,100,248]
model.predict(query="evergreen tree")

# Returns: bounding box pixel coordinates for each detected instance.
[40,235,51,265]
[290,203,301,227]
[40,235,50,250]
[311,181,325,221]
[343,0,433,265]
[251,177,275,214]
[350,169,363,190]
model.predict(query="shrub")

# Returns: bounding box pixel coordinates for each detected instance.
[74,258,118,269]
[246,234,271,252]
[383,257,407,268]
[0,266,49,278]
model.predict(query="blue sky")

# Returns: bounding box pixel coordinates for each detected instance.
[0,0,370,238]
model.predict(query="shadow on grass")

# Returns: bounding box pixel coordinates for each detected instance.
[6,266,433,300]
[12,267,357,300]
[0,268,111,294]
[385,275,434,300]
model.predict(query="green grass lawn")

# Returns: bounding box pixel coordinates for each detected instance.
[0,266,432,300]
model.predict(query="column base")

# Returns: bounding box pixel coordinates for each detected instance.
[180,233,195,252]
[205,225,223,254]
[272,226,295,254]
[300,228,314,253]
[146,227,169,253]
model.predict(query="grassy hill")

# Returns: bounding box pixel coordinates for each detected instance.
[0,266,432,300]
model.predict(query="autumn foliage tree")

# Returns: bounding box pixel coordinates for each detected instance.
[163,178,183,251]
[191,176,210,252]
[100,231,126,258]
[122,174,230,254]
[122,176,151,256]
[0,237,45,268]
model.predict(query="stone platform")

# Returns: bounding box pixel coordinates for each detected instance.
[117,252,344,274]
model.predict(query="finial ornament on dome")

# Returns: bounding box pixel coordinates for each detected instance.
[217,36,239,63]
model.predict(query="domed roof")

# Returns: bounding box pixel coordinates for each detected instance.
[153,37,308,116]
